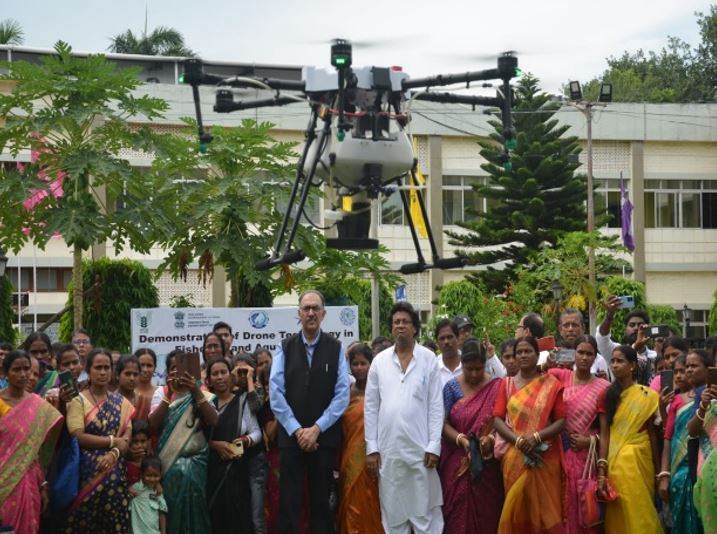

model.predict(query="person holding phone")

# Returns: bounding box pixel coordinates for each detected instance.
[149,350,218,534]
[206,357,261,533]
[686,349,717,532]
[658,355,700,533]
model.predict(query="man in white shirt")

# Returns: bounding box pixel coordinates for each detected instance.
[365,302,444,534]
[435,319,461,387]
[596,296,656,385]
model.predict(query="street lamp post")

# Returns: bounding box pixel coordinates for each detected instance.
[568,81,612,336]
[681,304,692,339]
[551,279,563,329]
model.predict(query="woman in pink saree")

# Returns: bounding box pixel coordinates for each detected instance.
[547,336,609,533]
[0,350,63,534]
[440,338,504,533]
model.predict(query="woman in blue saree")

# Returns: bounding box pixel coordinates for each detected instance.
[63,349,134,533]
[659,355,701,533]
[149,350,218,534]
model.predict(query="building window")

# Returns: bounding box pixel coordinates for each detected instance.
[8,268,73,292]
[442,175,489,225]
[380,191,406,225]
[594,179,625,229]
[644,179,717,229]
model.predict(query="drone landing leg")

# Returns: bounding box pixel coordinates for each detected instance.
[409,168,441,263]
[397,183,428,274]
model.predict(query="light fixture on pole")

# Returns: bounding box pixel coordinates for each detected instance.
[681,304,692,338]
[598,83,613,103]
[0,248,7,278]
[568,81,583,101]
[551,279,563,327]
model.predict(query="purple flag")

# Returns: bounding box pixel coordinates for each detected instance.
[620,172,635,252]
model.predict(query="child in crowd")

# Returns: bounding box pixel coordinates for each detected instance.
[127,420,152,486]
[130,456,167,534]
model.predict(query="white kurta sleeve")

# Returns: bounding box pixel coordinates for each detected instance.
[425,359,443,457]
[364,357,381,455]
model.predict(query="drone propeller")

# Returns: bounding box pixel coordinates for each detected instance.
[302,35,415,50]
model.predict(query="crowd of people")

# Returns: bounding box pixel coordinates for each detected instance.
[1,289,717,534]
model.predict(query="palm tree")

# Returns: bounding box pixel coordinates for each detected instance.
[0,19,24,45]
[108,26,194,56]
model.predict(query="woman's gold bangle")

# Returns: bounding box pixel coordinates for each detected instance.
[161,396,171,405]
[455,433,466,447]
[533,432,542,444]
[697,410,706,422]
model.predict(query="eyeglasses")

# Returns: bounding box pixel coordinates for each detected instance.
[73,339,91,345]
[392,319,413,326]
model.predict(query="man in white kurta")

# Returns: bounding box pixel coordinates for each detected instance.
[364,302,444,534]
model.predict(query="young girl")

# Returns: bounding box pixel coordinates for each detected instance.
[127,420,152,486]
[130,456,168,534]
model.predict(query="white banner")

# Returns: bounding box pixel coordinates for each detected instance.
[131,306,360,379]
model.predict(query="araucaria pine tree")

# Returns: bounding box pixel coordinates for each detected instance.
[447,73,587,292]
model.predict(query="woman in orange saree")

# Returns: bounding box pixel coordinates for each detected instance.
[0,350,63,534]
[338,343,382,534]
[493,336,566,534]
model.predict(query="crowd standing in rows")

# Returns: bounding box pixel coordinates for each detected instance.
[2,290,717,534]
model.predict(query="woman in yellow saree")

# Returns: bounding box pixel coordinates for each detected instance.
[603,345,662,534]
[338,343,382,534]
[493,336,566,534]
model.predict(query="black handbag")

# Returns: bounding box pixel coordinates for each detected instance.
[468,433,484,482]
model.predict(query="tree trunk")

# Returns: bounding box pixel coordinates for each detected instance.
[73,244,83,330]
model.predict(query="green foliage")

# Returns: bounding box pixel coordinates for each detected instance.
[709,289,717,336]
[447,74,588,292]
[510,231,631,327]
[108,27,195,56]
[150,118,300,302]
[0,41,170,255]
[646,304,681,337]
[429,280,525,347]
[0,19,23,45]
[0,277,15,343]
[59,258,159,351]
[169,294,196,308]
[578,8,717,102]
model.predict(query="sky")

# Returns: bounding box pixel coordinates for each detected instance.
[3,0,714,94]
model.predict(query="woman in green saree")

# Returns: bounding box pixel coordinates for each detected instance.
[149,350,218,534]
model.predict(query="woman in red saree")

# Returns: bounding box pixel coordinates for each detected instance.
[493,336,566,534]
[338,343,382,534]
[440,338,503,533]
[0,350,63,534]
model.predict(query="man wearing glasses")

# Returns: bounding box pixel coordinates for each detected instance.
[269,290,349,534]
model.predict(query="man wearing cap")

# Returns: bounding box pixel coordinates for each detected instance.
[453,315,473,350]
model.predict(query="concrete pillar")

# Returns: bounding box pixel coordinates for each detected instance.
[212,264,227,307]
[631,141,646,283]
[428,135,443,312]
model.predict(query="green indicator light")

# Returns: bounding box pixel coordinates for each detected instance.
[514,68,522,77]
[503,161,513,172]
[505,138,517,150]
[334,57,347,66]
[178,74,186,83]
[337,130,345,142]
[198,143,208,154]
